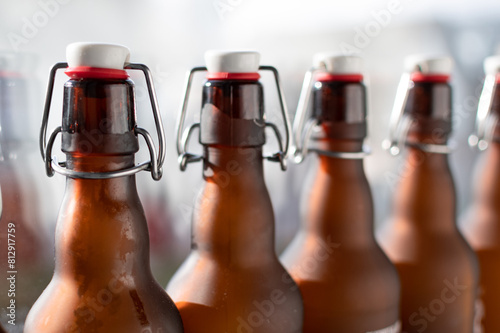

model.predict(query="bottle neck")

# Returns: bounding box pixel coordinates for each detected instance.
[193,79,274,261]
[305,79,370,243]
[305,139,373,244]
[391,79,456,230]
[487,82,500,140]
[59,76,140,201]
[474,141,500,206]
[311,80,367,140]
[312,80,366,123]
[66,153,135,172]
[199,77,266,185]
[393,143,456,230]
[404,81,451,121]
[54,77,150,281]
[406,126,450,147]
[56,154,149,280]
[315,139,365,168]
[63,154,138,203]
[194,145,274,262]
[200,79,265,146]
[202,145,265,186]
[403,81,452,142]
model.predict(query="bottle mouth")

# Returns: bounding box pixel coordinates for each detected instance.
[65,66,129,80]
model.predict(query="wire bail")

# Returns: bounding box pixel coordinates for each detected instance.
[469,74,498,151]
[176,65,291,171]
[39,62,166,180]
[382,71,453,156]
[292,67,370,164]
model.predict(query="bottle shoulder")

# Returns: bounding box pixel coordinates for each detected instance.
[166,251,303,333]
[280,233,400,326]
[460,205,500,250]
[378,222,478,270]
[25,275,183,333]
[168,250,294,293]
[281,232,397,281]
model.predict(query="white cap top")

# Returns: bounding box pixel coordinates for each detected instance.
[66,42,130,70]
[484,55,500,75]
[404,55,453,75]
[205,50,260,73]
[313,52,363,74]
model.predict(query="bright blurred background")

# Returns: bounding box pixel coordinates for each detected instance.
[1,0,500,330]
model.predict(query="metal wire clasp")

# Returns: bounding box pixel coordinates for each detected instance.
[176,66,291,171]
[292,67,370,164]
[382,72,453,156]
[469,74,498,151]
[39,62,166,180]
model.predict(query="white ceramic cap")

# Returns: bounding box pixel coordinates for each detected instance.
[313,52,363,74]
[66,42,130,70]
[484,55,500,75]
[205,50,260,73]
[404,55,453,75]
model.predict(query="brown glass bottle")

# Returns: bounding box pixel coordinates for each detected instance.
[0,68,51,330]
[378,63,479,332]
[167,55,303,332]
[25,60,183,332]
[461,68,500,332]
[282,64,400,332]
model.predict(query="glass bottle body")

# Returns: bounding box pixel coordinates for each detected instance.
[0,72,51,329]
[461,87,500,332]
[25,78,183,333]
[282,79,400,332]
[378,82,479,333]
[167,79,303,333]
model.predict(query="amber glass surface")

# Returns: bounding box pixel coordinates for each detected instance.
[461,140,500,332]
[378,81,479,333]
[167,79,303,333]
[24,78,183,332]
[281,79,400,332]
[461,84,500,332]
[282,140,400,332]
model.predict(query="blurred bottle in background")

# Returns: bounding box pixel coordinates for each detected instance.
[0,176,6,333]
[460,55,500,332]
[281,53,400,332]
[378,56,479,332]
[0,51,52,331]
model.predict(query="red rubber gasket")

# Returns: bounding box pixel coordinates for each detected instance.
[65,66,129,79]
[315,73,363,82]
[206,72,260,80]
[410,72,449,83]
